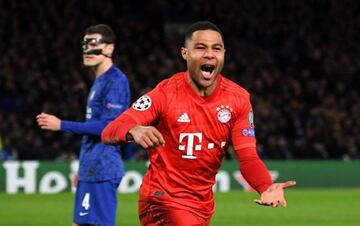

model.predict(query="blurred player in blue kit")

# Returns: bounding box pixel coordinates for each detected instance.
[36,24,130,226]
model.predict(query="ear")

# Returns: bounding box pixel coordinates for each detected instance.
[181,47,187,60]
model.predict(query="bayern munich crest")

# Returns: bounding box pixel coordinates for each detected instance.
[216,105,232,123]
[132,95,152,111]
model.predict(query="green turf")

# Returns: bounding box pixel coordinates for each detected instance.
[0,189,359,226]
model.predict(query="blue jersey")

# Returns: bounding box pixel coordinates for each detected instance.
[61,65,130,182]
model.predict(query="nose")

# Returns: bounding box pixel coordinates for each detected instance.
[203,49,215,59]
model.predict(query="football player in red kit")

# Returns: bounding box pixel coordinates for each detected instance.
[102,21,296,226]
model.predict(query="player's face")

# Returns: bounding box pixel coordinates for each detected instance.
[181,30,225,95]
[82,33,107,67]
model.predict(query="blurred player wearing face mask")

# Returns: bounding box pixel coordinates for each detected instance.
[37,24,131,226]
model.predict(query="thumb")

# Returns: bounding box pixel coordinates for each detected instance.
[280,199,287,208]
[253,199,261,204]
[282,180,296,189]
[253,199,272,206]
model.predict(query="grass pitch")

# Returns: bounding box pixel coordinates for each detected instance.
[0,189,359,226]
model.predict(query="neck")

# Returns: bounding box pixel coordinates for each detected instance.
[187,75,217,97]
[93,58,113,77]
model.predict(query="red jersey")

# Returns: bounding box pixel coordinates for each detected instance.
[102,72,271,219]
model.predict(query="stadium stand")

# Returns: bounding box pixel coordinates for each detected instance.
[0,0,359,160]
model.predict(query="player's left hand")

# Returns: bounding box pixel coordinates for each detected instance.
[254,180,296,208]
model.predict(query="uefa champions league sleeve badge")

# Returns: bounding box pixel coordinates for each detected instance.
[132,95,152,111]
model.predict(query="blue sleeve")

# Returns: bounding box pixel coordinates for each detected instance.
[61,120,106,136]
[60,75,131,136]
[101,77,131,122]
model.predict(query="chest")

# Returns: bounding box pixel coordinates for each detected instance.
[86,83,104,120]
[159,94,237,158]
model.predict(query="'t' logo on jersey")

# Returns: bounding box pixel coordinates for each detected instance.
[178,133,202,159]
[178,132,227,159]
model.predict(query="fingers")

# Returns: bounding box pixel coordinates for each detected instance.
[134,127,165,149]
[36,112,49,119]
[152,129,165,146]
[38,122,53,130]
[36,112,61,131]
[254,199,265,206]
[272,201,279,208]
[254,181,294,208]
[37,118,49,128]
[36,115,50,128]
[281,181,297,189]
[36,113,49,125]
[140,135,155,149]
[280,198,287,208]
[254,199,282,208]
[72,174,78,188]
[146,130,162,147]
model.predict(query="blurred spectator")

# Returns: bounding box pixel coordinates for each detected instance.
[0,0,359,160]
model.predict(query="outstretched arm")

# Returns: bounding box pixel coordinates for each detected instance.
[36,112,106,135]
[235,147,296,208]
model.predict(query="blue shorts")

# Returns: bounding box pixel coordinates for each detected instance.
[73,178,122,226]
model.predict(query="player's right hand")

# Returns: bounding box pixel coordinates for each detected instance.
[36,112,61,131]
[128,125,165,149]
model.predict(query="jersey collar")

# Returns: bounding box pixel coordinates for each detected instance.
[182,71,222,103]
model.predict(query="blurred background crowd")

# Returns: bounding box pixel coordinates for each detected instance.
[0,0,359,161]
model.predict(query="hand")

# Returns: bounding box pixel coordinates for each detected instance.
[36,112,61,131]
[254,181,296,208]
[128,125,165,149]
[72,174,78,188]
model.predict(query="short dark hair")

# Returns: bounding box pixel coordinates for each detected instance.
[85,24,116,44]
[184,21,224,46]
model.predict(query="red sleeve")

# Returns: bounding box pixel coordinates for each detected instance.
[235,147,272,194]
[231,95,256,150]
[101,112,138,144]
[101,82,166,144]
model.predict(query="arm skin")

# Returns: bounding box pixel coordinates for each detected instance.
[235,147,296,208]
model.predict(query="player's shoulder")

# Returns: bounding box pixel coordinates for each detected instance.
[107,65,129,83]
[220,75,250,99]
[154,72,185,92]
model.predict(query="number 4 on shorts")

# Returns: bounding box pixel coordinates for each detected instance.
[82,193,91,210]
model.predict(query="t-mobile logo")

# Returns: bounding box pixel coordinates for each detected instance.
[178,133,202,159]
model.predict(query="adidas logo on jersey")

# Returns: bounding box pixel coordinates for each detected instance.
[177,113,190,122]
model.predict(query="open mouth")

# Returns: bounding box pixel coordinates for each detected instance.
[200,64,215,79]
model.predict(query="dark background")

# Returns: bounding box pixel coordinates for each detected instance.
[0,0,359,161]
